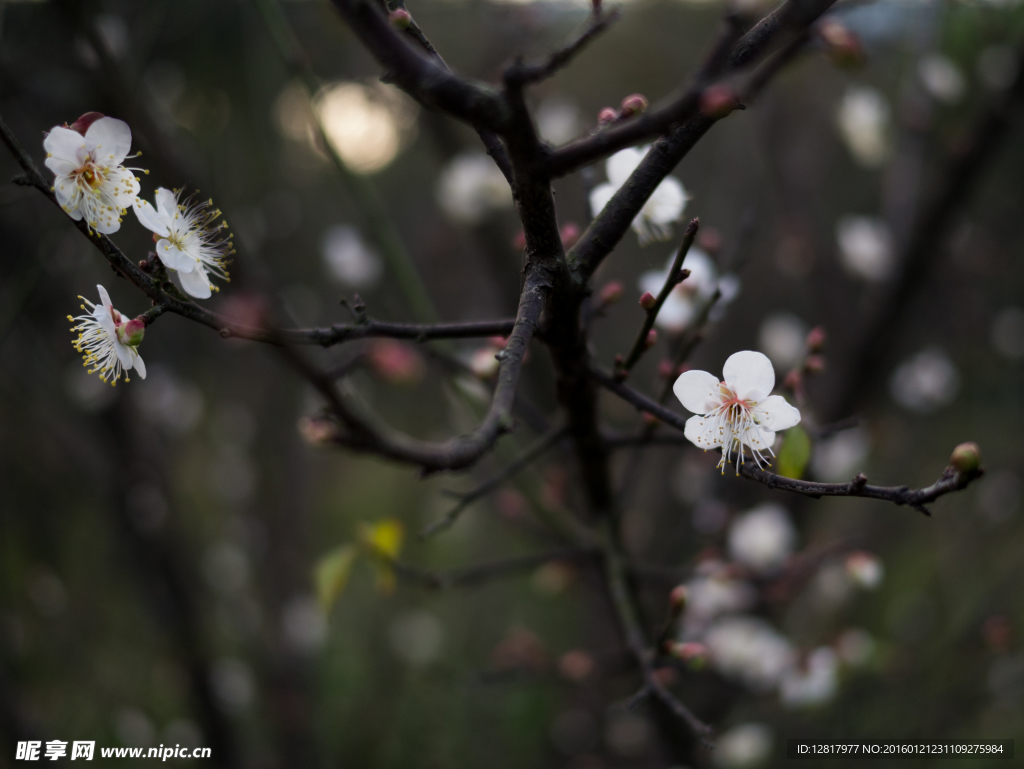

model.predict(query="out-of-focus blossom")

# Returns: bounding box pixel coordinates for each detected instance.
[674,351,801,472]
[437,152,513,223]
[368,339,425,385]
[315,81,418,174]
[210,657,255,712]
[536,98,581,144]
[682,571,757,632]
[918,54,966,104]
[320,225,383,288]
[846,551,884,589]
[713,723,774,769]
[758,312,808,371]
[468,344,502,380]
[890,347,960,413]
[589,146,688,245]
[705,615,796,691]
[69,285,146,385]
[638,248,721,332]
[728,503,797,575]
[558,649,595,682]
[977,471,1021,524]
[836,215,894,281]
[44,115,142,234]
[780,647,839,707]
[836,627,876,666]
[282,596,328,653]
[992,306,1024,359]
[977,45,1019,91]
[388,609,443,666]
[836,86,891,167]
[811,427,870,482]
[133,188,233,299]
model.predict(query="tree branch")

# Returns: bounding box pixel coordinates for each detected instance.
[506,9,622,86]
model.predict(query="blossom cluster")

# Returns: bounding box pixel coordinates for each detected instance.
[45,113,234,383]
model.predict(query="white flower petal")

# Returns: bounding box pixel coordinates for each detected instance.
[104,166,140,210]
[45,157,79,178]
[684,413,723,449]
[606,146,645,186]
[113,336,134,371]
[84,117,132,165]
[53,179,80,213]
[97,285,114,312]
[131,349,147,379]
[157,240,196,273]
[643,176,686,225]
[588,183,615,219]
[43,127,87,166]
[755,395,801,431]
[674,370,722,414]
[741,427,775,452]
[133,198,171,237]
[178,263,212,299]
[155,187,178,219]
[90,211,122,235]
[723,350,775,403]
[653,293,695,332]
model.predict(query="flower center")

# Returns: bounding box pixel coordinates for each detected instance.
[76,161,105,190]
[708,385,772,473]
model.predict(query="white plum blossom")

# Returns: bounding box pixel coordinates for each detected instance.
[757,311,808,370]
[845,551,884,589]
[590,146,688,245]
[436,153,512,224]
[321,225,382,288]
[836,215,894,282]
[133,188,233,299]
[780,647,839,708]
[713,723,774,769]
[44,115,142,234]
[728,503,797,574]
[889,347,960,413]
[638,248,725,332]
[704,615,796,692]
[836,87,891,167]
[69,285,146,385]
[918,54,966,104]
[673,351,802,473]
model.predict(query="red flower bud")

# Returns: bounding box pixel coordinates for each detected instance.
[783,369,802,391]
[388,8,412,29]
[699,85,740,119]
[639,292,657,311]
[619,93,649,118]
[68,112,105,135]
[597,107,619,125]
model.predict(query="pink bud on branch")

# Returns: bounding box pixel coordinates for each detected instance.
[699,84,740,119]
[388,8,412,29]
[619,93,649,118]
[597,107,619,125]
[639,292,657,311]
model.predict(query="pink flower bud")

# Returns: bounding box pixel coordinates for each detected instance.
[512,230,527,250]
[559,222,581,248]
[368,339,425,385]
[804,354,826,374]
[388,8,412,29]
[598,280,624,307]
[68,112,105,135]
[657,359,674,379]
[488,335,509,349]
[819,20,864,68]
[806,325,827,352]
[950,442,981,473]
[644,329,658,349]
[558,649,595,682]
[669,642,708,668]
[669,584,688,610]
[298,416,337,446]
[783,369,802,391]
[597,107,619,125]
[116,318,145,348]
[639,292,657,311]
[619,93,649,117]
[699,85,740,119]
[469,346,501,380]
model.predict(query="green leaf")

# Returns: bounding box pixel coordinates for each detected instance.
[315,543,358,612]
[777,424,811,480]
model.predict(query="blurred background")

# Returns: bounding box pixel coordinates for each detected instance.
[0,0,1022,766]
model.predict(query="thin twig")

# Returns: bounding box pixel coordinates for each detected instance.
[506,10,621,86]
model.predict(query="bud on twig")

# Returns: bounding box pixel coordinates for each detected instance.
[783,369,802,391]
[669,584,688,611]
[597,280,624,307]
[68,112,105,135]
[298,416,337,446]
[639,292,657,311]
[643,329,658,350]
[674,268,691,285]
[819,20,864,68]
[804,354,826,374]
[116,318,145,348]
[657,359,675,379]
[950,442,981,474]
[806,325,827,352]
[388,8,412,29]
[699,84,740,119]
[669,642,708,668]
[619,93,649,118]
[597,107,619,125]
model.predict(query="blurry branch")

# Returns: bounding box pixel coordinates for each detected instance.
[420,424,567,538]
[567,11,819,284]
[590,366,983,513]
[368,545,597,589]
[600,523,712,743]
[833,42,1024,419]
[255,0,441,323]
[505,9,622,86]
[293,317,518,346]
[619,219,698,374]
[280,271,549,470]
[737,463,983,517]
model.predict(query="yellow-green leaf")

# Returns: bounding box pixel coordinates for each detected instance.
[315,543,358,611]
[777,424,811,479]
[358,519,405,594]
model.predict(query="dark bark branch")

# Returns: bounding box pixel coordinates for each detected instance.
[506,10,622,86]
[420,424,567,538]
[293,317,518,346]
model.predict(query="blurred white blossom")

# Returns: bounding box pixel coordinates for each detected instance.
[992,306,1024,359]
[388,609,443,666]
[836,87,891,167]
[890,347,960,413]
[321,225,383,288]
[637,248,720,332]
[590,146,688,245]
[536,98,581,144]
[918,54,966,104]
[682,570,756,633]
[811,427,870,482]
[757,312,808,371]
[282,596,328,653]
[210,657,255,712]
[846,551,884,589]
[705,615,796,691]
[437,153,513,224]
[713,723,774,769]
[836,628,876,666]
[836,215,894,282]
[728,503,797,574]
[780,647,839,707]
